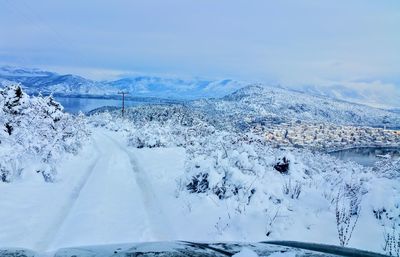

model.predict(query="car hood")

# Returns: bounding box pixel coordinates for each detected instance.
[0,241,388,257]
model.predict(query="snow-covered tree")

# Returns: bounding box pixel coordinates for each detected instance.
[0,84,89,182]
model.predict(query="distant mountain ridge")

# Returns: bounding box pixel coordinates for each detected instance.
[1,66,399,114]
[0,66,245,100]
[291,83,400,109]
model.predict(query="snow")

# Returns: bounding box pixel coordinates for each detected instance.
[232,247,259,257]
[267,252,296,257]
[193,85,400,128]
[0,127,396,254]
[0,85,399,256]
[0,139,98,250]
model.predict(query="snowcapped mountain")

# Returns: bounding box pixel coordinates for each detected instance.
[0,66,245,100]
[191,85,400,128]
[1,66,399,128]
[292,83,400,109]
[0,66,99,96]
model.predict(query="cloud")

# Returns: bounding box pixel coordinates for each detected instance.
[292,79,400,108]
[0,0,399,91]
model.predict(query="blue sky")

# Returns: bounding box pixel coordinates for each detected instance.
[1,0,399,88]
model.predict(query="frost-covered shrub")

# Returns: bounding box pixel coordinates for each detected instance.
[383,226,400,257]
[212,177,241,200]
[181,125,371,215]
[128,124,170,148]
[373,207,388,221]
[0,164,10,183]
[374,158,400,179]
[37,165,57,183]
[186,173,209,193]
[374,203,400,232]
[0,84,90,182]
[282,179,302,199]
[89,104,217,149]
[379,204,400,256]
[264,206,281,237]
[341,180,363,216]
[335,185,362,246]
[184,132,274,200]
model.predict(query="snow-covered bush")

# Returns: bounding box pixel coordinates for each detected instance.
[335,185,362,246]
[375,203,400,256]
[383,226,400,257]
[264,206,281,237]
[186,173,209,193]
[89,104,216,149]
[184,132,274,200]
[0,84,89,182]
[373,157,400,179]
[282,179,302,199]
[128,123,172,148]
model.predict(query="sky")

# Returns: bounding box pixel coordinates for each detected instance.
[0,0,399,102]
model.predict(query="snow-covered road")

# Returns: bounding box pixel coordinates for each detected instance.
[0,129,182,251]
[47,131,177,250]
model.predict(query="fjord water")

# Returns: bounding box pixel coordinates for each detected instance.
[55,96,143,113]
[329,147,400,166]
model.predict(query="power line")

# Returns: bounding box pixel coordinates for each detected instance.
[118,91,129,117]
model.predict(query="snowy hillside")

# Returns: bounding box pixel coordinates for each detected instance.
[191,85,400,129]
[294,83,400,109]
[0,66,98,95]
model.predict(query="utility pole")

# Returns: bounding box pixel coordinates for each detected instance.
[118,91,129,117]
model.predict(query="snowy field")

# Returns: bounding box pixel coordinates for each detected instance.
[0,127,399,254]
[0,84,399,256]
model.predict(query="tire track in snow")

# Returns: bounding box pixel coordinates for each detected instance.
[103,132,176,240]
[44,132,156,249]
[35,137,102,252]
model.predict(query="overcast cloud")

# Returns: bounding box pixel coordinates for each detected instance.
[1,0,399,97]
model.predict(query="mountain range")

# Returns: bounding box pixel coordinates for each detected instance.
[191,85,400,129]
[0,66,244,100]
[1,66,399,112]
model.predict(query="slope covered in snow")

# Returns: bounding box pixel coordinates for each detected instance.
[2,116,398,254]
[191,85,400,129]
[0,85,399,256]
[294,83,400,109]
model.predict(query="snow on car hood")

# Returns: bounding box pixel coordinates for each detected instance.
[0,241,388,257]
